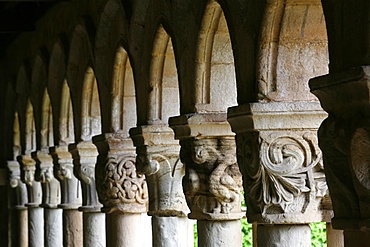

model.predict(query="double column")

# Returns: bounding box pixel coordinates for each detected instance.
[35,151,63,247]
[96,133,151,247]
[170,114,244,247]
[7,161,28,247]
[52,145,83,246]
[130,125,192,247]
[20,155,44,247]
[71,141,106,246]
[228,102,333,246]
[310,66,370,246]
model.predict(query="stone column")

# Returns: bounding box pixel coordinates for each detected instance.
[72,141,106,247]
[170,114,244,247]
[228,102,332,247]
[310,66,370,246]
[52,145,83,247]
[20,155,44,247]
[7,160,28,247]
[36,151,63,247]
[130,125,191,247]
[96,133,151,247]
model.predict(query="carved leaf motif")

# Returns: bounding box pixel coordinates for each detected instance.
[248,135,322,212]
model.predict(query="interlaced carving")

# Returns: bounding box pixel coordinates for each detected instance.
[239,132,327,217]
[97,155,148,213]
[180,138,243,220]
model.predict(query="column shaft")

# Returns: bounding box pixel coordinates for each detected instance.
[44,208,63,247]
[63,209,83,246]
[83,212,106,247]
[198,220,242,247]
[107,212,152,247]
[152,216,193,247]
[257,224,311,247]
[18,209,28,247]
[28,207,44,247]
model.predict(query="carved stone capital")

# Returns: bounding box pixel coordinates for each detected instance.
[71,141,102,212]
[51,145,82,209]
[310,66,370,230]
[35,151,61,208]
[228,102,331,224]
[170,114,243,220]
[96,133,148,214]
[20,155,42,206]
[7,160,28,209]
[130,125,189,217]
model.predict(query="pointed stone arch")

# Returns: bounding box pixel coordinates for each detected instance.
[148,25,180,124]
[40,89,54,151]
[12,112,21,160]
[110,47,137,134]
[25,100,36,155]
[81,67,102,141]
[59,80,75,146]
[67,21,96,142]
[49,38,68,144]
[94,0,133,134]
[195,0,237,113]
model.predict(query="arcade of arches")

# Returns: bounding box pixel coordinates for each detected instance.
[0,0,369,246]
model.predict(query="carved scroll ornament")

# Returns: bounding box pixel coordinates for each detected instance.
[238,132,328,220]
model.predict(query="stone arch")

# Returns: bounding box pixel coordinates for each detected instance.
[40,89,54,151]
[257,0,328,102]
[81,67,101,141]
[15,64,32,155]
[94,0,131,134]
[59,80,75,145]
[49,38,68,144]
[195,0,237,113]
[110,47,137,134]
[12,112,21,160]
[25,100,36,155]
[31,50,49,150]
[148,25,180,124]
[67,21,96,142]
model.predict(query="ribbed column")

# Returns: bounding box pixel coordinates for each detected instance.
[170,114,244,247]
[96,133,150,247]
[130,125,192,247]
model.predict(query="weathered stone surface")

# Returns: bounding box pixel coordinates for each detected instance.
[71,141,102,211]
[257,224,311,247]
[130,125,189,217]
[170,114,244,221]
[52,145,82,209]
[7,161,28,208]
[228,102,331,224]
[96,133,148,214]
